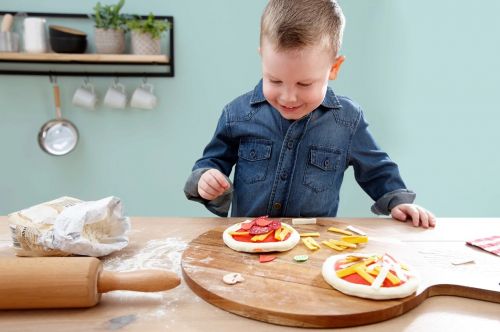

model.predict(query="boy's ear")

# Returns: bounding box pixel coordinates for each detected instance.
[257,46,261,56]
[329,55,345,80]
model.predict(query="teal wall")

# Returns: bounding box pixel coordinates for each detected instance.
[0,0,499,217]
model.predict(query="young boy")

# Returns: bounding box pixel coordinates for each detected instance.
[184,0,435,228]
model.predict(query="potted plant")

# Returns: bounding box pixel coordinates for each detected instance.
[91,0,127,54]
[127,13,170,55]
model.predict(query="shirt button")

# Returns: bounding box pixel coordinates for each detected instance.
[287,140,294,149]
[280,171,288,180]
[273,202,282,210]
[324,159,330,167]
[250,150,256,159]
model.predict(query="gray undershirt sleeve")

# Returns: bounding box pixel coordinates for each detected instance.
[371,189,416,215]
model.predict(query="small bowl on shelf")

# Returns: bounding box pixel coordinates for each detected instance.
[50,36,87,53]
[49,25,86,38]
[49,25,87,53]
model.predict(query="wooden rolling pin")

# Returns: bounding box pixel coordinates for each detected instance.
[0,257,181,309]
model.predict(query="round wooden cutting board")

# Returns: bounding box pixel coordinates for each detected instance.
[181,219,500,328]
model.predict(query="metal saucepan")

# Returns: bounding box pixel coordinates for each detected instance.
[38,80,79,156]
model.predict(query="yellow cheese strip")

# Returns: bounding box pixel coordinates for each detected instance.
[274,227,289,241]
[328,239,357,249]
[345,255,363,262]
[251,231,273,242]
[322,240,345,251]
[302,237,320,250]
[367,266,381,276]
[229,231,250,236]
[274,227,281,240]
[341,235,368,244]
[327,227,353,236]
[355,266,375,284]
[299,232,321,237]
[336,257,377,278]
[306,237,320,248]
[279,227,290,241]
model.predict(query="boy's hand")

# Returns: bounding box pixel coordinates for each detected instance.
[198,168,230,201]
[391,204,436,228]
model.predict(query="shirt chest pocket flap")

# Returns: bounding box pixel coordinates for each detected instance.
[238,139,272,183]
[304,146,341,192]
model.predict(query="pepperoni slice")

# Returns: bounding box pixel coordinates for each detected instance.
[268,220,281,230]
[256,217,272,227]
[249,225,270,235]
[259,255,277,263]
[240,220,256,230]
[254,216,272,227]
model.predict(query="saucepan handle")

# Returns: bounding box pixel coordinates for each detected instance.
[53,83,62,119]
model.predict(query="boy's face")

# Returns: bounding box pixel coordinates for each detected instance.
[260,38,343,120]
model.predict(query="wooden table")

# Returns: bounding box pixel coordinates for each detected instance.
[0,217,499,331]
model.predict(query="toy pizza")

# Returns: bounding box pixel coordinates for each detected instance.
[222,216,300,253]
[322,253,419,300]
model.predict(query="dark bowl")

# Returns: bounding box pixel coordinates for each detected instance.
[50,36,87,53]
[49,25,87,39]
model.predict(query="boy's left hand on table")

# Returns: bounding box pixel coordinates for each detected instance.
[391,204,436,228]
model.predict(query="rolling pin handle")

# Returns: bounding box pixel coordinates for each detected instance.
[98,270,181,293]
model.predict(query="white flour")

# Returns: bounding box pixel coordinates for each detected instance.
[102,237,189,321]
[0,241,11,249]
[103,237,187,274]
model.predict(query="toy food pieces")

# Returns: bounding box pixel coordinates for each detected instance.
[222,216,300,253]
[222,272,245,285]
[322,253,419,300]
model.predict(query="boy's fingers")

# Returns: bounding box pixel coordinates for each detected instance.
[198,187,216,200]
[204,173,226,193]
[393,204,436,229]
[391,208,406,222]
[200,181,219,196]
[406,206,420,227]
[211,171,230,189]
[198,169,231,201]
[206,170,229,190]
[417,207,429,228]
[428,212,436,227]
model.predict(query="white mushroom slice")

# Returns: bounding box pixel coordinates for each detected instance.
[222,273,245,285]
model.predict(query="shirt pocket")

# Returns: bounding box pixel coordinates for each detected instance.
[303,146,341,192]
[237,138,273,184]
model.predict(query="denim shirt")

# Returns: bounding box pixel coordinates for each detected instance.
[184,80,415,217]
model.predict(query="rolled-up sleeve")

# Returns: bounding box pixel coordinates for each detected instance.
[370,188,416,215]
[348,109,415,215]
[184,106,238,217]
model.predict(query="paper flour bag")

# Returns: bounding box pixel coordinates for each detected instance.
[8,196,130,257]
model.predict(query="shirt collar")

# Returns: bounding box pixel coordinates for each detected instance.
[250,79,342,109]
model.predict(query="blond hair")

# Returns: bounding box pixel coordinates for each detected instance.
[260,0,345,56]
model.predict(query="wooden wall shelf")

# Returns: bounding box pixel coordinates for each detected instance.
[0,11,174,77]
[0,53,169,64]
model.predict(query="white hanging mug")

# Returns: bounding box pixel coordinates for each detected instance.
[72,80,98,110]
[130,82,157,110]
[23,17,47,53]
[104,81,127,109]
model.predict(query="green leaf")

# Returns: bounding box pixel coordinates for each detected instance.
[91,0,127,30]
[126,13,170,39]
